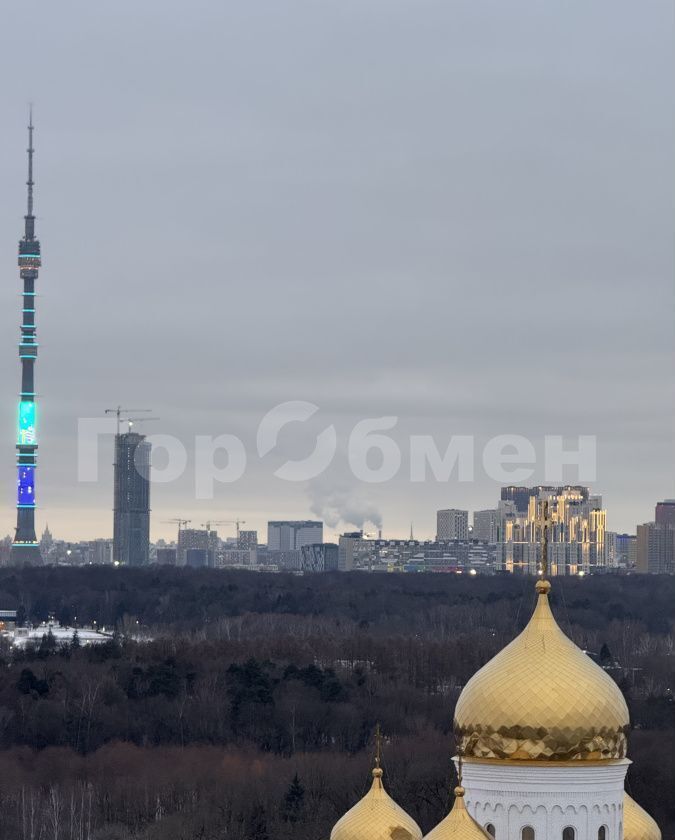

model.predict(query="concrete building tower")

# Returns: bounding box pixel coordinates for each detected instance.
[113,432,151,565]
[11,112,43,566]
[437,509,469,540]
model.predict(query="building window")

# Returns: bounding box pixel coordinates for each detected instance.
[522,827,535,840]
[598,828,607,840]
[562,828,576,840]
[485,825,495,838]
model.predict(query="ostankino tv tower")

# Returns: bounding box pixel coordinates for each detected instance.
[11,111,43,566]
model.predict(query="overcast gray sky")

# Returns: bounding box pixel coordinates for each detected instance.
[1,0,673,542]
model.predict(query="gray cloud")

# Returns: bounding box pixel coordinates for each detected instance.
[0,0,672,541]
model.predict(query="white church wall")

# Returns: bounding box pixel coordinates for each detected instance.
[455,759,628,840]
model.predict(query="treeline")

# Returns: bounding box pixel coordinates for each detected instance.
[0,565,673,636]
[0,734,667,840]
[0,736,453,840]
[0,567,672,839]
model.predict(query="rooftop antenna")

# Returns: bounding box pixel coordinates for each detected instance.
[163,518,192,546]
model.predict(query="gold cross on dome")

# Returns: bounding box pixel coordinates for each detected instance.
[538,500,552,579]
[375,723,382,768]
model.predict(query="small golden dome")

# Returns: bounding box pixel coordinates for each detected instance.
[454,581,629,761]
[423,786,493,840]
[330,767,422,840]
[624,793,661,840]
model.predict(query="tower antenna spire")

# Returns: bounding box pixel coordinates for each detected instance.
[25,105,35,239]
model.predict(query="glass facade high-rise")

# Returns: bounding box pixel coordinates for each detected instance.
[637,500,675,574]
[113,432,151,566]
[655,500,675,527]
[496,486,606,575]
[300,542,339,572]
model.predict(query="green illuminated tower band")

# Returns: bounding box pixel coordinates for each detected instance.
[11,111,42,565]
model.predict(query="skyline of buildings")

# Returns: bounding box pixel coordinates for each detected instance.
[6,493,673,576]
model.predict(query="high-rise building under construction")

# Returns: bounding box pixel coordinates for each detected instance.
[11,113,42,566]
[113,432,151,565]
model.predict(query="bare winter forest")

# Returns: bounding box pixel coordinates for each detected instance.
[0,567,672,840]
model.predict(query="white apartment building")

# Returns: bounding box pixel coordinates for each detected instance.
[267,520,323,551]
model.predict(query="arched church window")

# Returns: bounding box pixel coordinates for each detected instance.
[485,825,495,837]
[562,828,576,840]
[598,828,607,840]
[521,827,535,840]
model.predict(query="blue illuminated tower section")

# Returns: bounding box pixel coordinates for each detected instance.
[11,112,42,565]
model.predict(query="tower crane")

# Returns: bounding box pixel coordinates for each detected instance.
[105,406,153,436]
[163,519,246,545]
[201,519,246,543]
[224,519,247,539]
[163,518,191,545]
[201,519,247,540]
[200,520,230,533]
[125,416,159,432]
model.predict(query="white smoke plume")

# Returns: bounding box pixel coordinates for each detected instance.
[307,478,382,531]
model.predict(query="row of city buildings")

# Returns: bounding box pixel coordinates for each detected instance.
[436,488,673,575]
[5,481,672,576]
[102,433,674,575]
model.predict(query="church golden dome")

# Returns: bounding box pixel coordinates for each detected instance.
[454,579,629,761]
[423,786,493,840]
[330,766,422,840]
[623,793,661,840]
